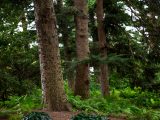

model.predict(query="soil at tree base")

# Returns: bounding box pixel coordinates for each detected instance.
[47,111,126,120]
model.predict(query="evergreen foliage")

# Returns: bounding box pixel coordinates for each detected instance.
[0,0,160,119]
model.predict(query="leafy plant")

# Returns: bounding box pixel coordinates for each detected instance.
[23,112,52,120]
[0,89,42,119]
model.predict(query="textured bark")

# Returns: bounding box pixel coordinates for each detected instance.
[96,0,110,96]
[74,0,90,99]
[34,0,71,111]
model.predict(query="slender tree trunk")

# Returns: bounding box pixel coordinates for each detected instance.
[96,0,110,96]
[62,19,75,91]
[94,65,101,83]
[55,0,75,91]
[21,10,30,50]
[63,33,75,91]
[89,8,101,83]
[21,11,27,31]
[74,0,90,99]
[148,12,157,52]
[34,0,71,111]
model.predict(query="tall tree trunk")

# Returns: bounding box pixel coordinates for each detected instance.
[89,8,101,83]
[55,0,75,91]
[63,32,75,91]
[148,12,157,52]
[21,11,27,31]
[96,0,110,96]
[34,0,71,111]
[74,0,90,99]
[21,10,30,50]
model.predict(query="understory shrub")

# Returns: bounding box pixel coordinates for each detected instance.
[0,89,42,120]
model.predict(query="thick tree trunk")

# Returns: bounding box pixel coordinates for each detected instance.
[96,0,110,96]
[34,0,71,111]
[74,0,90,99]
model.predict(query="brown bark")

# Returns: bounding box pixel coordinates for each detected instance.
[74,0,90,99]
[34,0,71,111]
[96,0,110,96]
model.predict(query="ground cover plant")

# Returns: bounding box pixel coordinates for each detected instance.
[0,80,160,120]
[0,0,160,120]
[23,112,52,120]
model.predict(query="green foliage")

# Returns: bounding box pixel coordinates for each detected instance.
[129,110,160,120]
[67,81,160,120]
[23,112,52,120]
[71,113,107,120]
[0,0,160,120]
[0,89,42,119]
[119,87,160,108]
[109,72,130,89]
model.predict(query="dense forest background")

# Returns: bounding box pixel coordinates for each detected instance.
[0,0,160,120]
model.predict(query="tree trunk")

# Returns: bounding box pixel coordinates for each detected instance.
[21,11,27,31]
[74,0,90,99]
[34,0,71,111]
[96,0,110,96]
[55,0,75,91]
[89,8,101,83]
[63,33,75,91]
[21,10,30,50]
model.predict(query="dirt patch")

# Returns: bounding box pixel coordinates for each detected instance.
[48,111,78,120]
[34,110,126,120]
[0,116,8,120]
[1,110,126,120]
[47,111,126,120]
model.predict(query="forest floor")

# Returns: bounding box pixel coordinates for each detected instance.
[0,111,126,120]
[0,113,126,120]
[47,111,126,120]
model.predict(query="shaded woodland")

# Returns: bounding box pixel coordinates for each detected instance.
[0,0,160,119]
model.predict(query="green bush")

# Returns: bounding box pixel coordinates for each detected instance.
[132,91,160,108]
[0,89,42,119]
[67,82,160,120]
